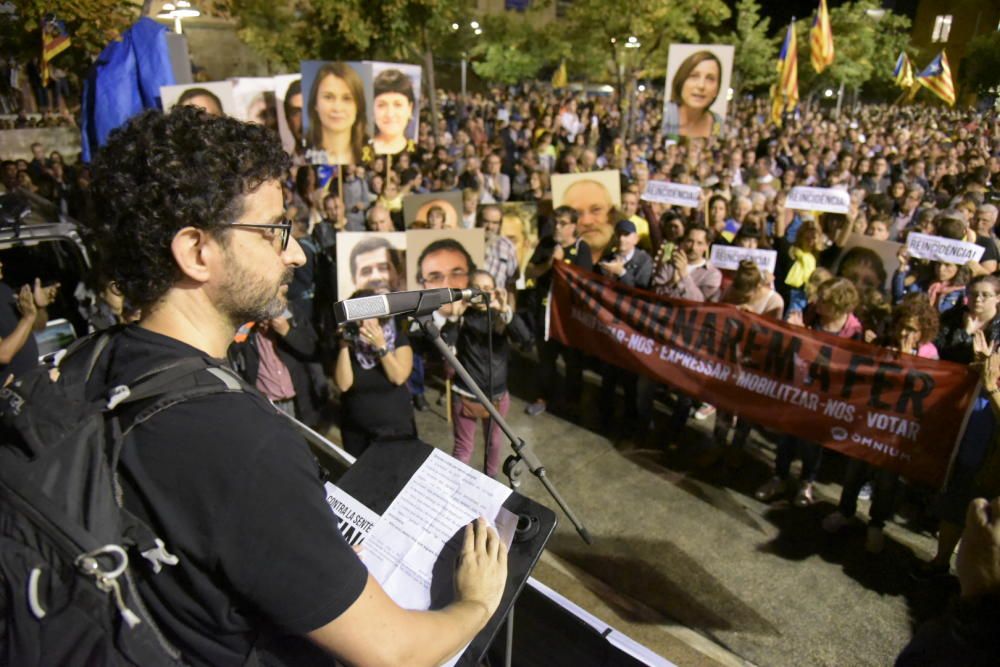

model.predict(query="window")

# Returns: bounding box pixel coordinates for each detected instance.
[931,15,953,43]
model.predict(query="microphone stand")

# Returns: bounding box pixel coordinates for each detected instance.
[412,309,592,546]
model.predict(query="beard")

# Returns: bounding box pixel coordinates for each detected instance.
[217,250,293,326]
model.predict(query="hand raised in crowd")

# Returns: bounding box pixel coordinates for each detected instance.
[669,249,688,282]
[16,284,37,320]
[599,257,626,277]
[896,247,910,272]
[972,330,995,362]
[489,288,508,314]
[269,316,291,337]
[360,319,386,350]
[455,517,508,622]
[980,347,1000,391]
[957,497,1000,599]
[32,278,59,308]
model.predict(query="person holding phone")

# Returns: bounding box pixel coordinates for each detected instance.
[451,270,530,478]
[333,288,415,457]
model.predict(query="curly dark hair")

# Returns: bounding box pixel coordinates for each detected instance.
[891,293,939,345]
[89,106,289,311]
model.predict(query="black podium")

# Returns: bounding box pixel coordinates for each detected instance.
[335,438,557,667]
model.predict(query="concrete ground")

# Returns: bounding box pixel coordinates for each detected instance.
[328,357,960,667]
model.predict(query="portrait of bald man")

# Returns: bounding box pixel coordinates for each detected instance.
[553,170,622,264]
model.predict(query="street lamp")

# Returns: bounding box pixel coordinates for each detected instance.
[157,0,200,34]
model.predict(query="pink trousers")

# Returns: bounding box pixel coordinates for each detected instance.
[451,391,510,478]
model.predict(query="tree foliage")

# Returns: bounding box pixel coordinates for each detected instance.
[219,0,469,68]
[710,0,775,96]
[469,12,561,85]
[792,0,910,95]
[959,31,1000,99]
[561,0,730,87]
[1,0,137,77]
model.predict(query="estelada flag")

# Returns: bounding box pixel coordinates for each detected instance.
[771,21,798,127]
[916,51,956,107]
[551,61,568,89]
[893,52,914,89]
[41,16,71,85]
[810,0,834,74]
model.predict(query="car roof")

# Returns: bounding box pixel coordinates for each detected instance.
[0,191,91,264]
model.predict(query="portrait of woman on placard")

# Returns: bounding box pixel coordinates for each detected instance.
[662,50,723,140]
[177,87,225,117]
[370,68,417,157]
[305,62,367,166]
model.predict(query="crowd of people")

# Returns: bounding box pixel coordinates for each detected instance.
[2,77,1000,663]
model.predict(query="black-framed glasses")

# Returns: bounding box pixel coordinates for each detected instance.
[228,220,292,251]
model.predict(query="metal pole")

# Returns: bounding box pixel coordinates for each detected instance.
[834,81,844,118]
[461,53,468,102]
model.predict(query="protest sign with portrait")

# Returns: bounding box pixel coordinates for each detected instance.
[661,44,734,140]
[552,170,621,264]
[406,229,485,296]
[161,81,236,116]
[366,62,422,157]
[336,232,407,300]
[403,192,463,230]
[301,60,369,166]
[274,74,303,156]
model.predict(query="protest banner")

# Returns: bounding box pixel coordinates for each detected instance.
[709,245,777,274]
[906,232,985,264]
[641,180,702,208]
[786,186,850,214]
[548,263,979,487]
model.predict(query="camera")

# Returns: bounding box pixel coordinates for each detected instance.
[340,322,360,343]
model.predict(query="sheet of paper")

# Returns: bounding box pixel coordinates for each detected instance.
[360,448,513,614]
[324,482,381,547]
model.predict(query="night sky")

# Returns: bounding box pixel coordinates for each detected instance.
[751,0,919,33]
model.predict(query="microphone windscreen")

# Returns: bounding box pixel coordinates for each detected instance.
[335,294,388,324]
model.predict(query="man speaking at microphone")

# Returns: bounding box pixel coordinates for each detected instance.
[87,106,507,667]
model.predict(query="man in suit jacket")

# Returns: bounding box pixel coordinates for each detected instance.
[597,219,653,289]
[596,219,653,434]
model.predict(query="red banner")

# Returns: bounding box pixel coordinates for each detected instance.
[549,263,980,487]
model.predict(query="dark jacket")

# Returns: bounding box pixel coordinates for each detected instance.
[599,248,653,289]
[227,300,322,427]
[455,308,532,401]
[936,304,1000,365]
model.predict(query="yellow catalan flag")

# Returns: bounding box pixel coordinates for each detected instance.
[809,0,834,74]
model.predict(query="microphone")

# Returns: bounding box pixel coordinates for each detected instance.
[334,288,482,324]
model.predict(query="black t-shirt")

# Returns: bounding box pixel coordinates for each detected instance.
[0,281,38,381]
[89,326,367,667]
[341,318,414,436]
[974,233,999,266]
[530,238,593,297]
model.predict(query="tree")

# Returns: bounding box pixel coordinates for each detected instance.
[959,31,1000,100]
[792,0,910,100]
[1,1,137,79]
[470,12,561,85]
[710,0,775,97]
[560,0,730,140]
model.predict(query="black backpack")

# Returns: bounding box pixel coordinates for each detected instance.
[0,330,248,666]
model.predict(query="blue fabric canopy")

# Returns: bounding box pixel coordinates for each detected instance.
[81,18,175,162]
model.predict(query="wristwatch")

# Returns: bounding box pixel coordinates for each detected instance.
[376,346,389,358]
